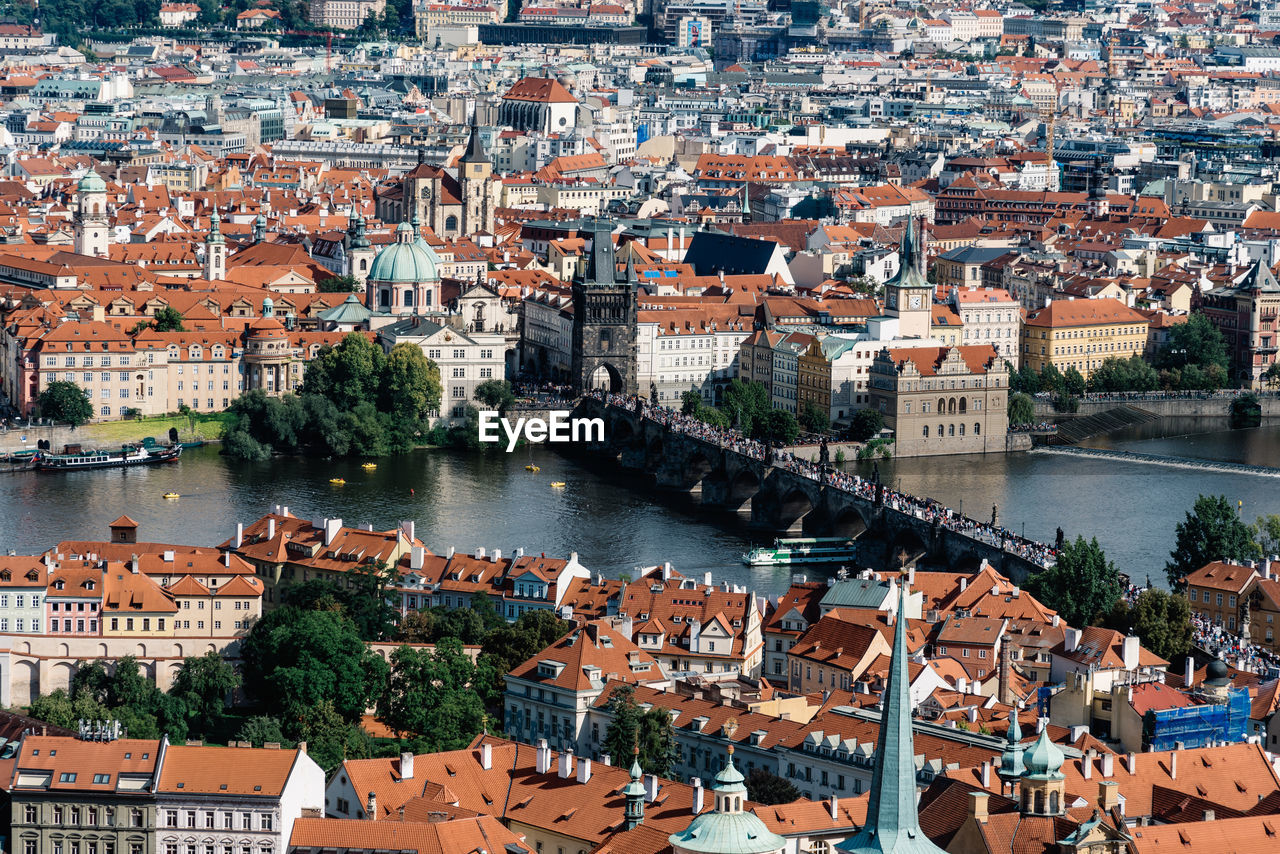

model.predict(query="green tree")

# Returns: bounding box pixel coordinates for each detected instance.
[1038,363,1064,394]
[301,333,386,411]
[1013,363,1041,394]
[1087,356,1159,393]
[755,409,799,445]
[1254,514,1280,557]
[396,609,438,643]
[1126,589,1193,661]
[690,404,729,429]
[237,716,291,748]
[745,767,801,805]
[291,699,372,772]
[721,380,770,435]
[239,607,389,725]
[1266,361,1280,389]
[317,275,360,293]
[799,400,830,434]
[1007,392,1035,426]
[381,638,487,750]
[171,651,241,737]
[477,610,569,705]
[601,685,678,777]
[1166,494,1261,590]
[474,379,516,413]
[1161,312,1228,378]
[38,380,93,426]
[151,306,186,332]
[28,689,109,729]
[1063,366,1086,397]
[381,342,441,422]
[1023,536,1121,628]
[680,390,703,415]
[848,408,884,442]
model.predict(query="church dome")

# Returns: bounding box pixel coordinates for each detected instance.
[668,752,785,854]
[368,221,440,284]
[1022,727,1065,780]
[78,169,106,193]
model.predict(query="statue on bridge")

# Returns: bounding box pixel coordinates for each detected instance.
[1055,527,1065,550]
[991,504,998,528]
[819,436,830,467]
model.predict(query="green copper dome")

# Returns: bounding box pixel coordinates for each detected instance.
[668,752,784,854]
[997,709,1025,781]
[78,169,106,193]
[1022,726,1065,780]
[368,221,440,284]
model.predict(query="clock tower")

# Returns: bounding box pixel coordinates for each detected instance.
[884,215,932,338]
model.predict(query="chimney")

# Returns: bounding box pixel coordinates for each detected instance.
[297,741,307,754]
[130,555,139,574]
[1122,636,1139,671]
[1099,780,1119,811]
[1127,752,1136,773]
[222,552,231,567]
[400,752,414,781]
[969,791,990,823]
[577,757,591,784]
[325,518,342,546]
[558,750,574,779]
[1082,752,1092,779]
[1064,627,1081,653]
[980,761,991,788]
[829,794,839,820]
[411,546,425,571]
[493,549,502,563]
[366,791,377,820]
[481,743,492,770]
[643,774,659,803]
[400,520,415,542]
[1203,810,1215,821]
[692,778,704,813]
[234,522,243,548]
[1101,753,1114,778]
[267,518,276,540]
[536,739,550,774]
[602,754,611,766]
[1185,656,1194,686]
[960,578,967,592]
[1170,752,1177,780]
[475,547,486,559]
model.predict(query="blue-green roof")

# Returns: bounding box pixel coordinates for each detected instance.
[1022,727,1065,780]
[318,293,371,324]
[669,812,787,854]
[77,169,106,193]
[368,222,440,284]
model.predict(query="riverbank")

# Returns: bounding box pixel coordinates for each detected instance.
[0,413,230,453]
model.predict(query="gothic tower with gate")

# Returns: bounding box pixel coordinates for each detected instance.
[571,219,637,395]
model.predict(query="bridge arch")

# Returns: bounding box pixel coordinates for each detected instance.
[831,506,870,539]
[776,487,815,535]
[587,362,625,393]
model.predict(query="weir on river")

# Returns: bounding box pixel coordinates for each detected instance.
[1032,445,1280,478]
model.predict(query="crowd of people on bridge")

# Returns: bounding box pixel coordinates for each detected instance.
[590,391,1058,569]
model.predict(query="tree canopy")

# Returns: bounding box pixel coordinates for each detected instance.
[1166,494,1261,590]
[848,408,884,442]
[151,306,187,332]
[474,379,516,413]
[1007,392,1035,426]
[380,638,488,751]
[602,685,678,777]
[38,381,93,426]
[1107,589,1193,662]
[239,606,389,725]
[317,276,361,293]
[1023,536,1121,628]
[745,767,801,805]
[223,333,442,459]
[799,401,830,434]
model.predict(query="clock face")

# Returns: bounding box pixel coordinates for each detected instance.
[909,294,923,310]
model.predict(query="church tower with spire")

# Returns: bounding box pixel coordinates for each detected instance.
[74,169,109,258]
[883,216,932,339]
[836,583,948,854]
[459,120,496,237]
[204,208,226,281]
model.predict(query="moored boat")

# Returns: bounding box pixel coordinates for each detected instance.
[742,537,858,566]
[37,443,182,472]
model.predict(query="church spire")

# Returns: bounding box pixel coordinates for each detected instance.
[623,742,646,830]
[837,583,947,854]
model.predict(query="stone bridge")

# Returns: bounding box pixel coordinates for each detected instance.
[571,400,1050,585]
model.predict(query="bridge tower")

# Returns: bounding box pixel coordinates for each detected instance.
[572,219,638,396]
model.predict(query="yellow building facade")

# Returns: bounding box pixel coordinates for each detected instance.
[1020,297,1149,380]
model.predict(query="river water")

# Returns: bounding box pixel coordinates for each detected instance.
[3,417,1278,599]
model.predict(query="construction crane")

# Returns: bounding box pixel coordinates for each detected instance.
[286,30,340,73]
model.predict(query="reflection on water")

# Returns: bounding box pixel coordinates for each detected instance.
[4,421,1279,598]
